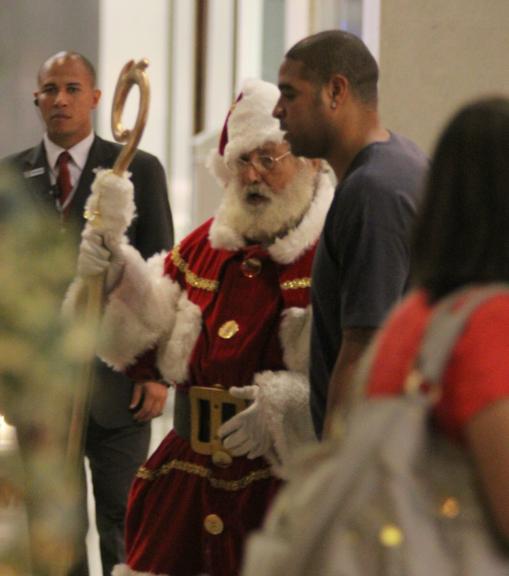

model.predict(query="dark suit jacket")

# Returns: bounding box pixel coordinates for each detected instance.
[3,135,174,427]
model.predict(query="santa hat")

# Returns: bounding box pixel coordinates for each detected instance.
[208,78,285,185]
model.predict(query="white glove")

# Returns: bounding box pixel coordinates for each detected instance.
[218,385,272,459]
[77,228,125,292]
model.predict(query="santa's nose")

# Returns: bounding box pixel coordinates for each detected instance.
[242,163,262,184]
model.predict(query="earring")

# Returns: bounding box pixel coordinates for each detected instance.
[331,101,337,109]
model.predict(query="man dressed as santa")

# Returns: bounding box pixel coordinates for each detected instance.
[70,78,333,576]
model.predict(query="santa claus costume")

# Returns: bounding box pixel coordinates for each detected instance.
[72,79,333,576]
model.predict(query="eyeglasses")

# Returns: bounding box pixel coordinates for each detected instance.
[232,150,291,174]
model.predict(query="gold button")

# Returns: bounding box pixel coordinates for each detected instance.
[204,514,224,535]
[379,524,403,547]
[218,320,239,339]
[241,257,262,278]
[440,497,460,519]
[212,450,233,468]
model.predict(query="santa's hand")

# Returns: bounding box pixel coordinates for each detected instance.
[218,386,272,459]
[77,229,125,292]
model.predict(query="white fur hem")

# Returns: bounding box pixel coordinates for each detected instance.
[209,171,333,262]
[254,370,316,479]
[268,171,332,264]
[112,564,169,576]
[98,247,181,370]
[279,306,312,374]
[157,292,202,384]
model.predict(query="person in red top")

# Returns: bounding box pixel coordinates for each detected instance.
[366,96,509,543]
[67,78,333,576]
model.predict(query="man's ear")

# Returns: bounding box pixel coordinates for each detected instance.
[327,74,348,108]
[91,88,102,109]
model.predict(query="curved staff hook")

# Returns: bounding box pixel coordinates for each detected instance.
[111,58,150,175]
[59,58,151,576]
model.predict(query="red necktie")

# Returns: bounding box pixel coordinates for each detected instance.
[57,151,72,209]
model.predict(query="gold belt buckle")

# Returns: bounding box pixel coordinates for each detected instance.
[189,386,248,464]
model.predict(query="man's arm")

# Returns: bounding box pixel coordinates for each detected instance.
[323,326,376,436]
[465,399,509,543]
[131,153,174,258]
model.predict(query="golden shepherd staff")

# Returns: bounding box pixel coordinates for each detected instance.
[67,57,150,465]
[59,59,151,575]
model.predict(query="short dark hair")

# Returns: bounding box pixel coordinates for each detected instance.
[411,96,509,301]
[286,30,379,104]
[38,51,97,86]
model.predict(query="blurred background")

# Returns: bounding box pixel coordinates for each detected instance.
[1,0,508,573]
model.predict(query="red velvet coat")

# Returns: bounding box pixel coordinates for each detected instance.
[100,174,333,576]
[126,222,314,576]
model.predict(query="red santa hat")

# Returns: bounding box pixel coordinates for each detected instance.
[208,78,285,185]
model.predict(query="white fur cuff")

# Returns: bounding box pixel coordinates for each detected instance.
[98,247,181,371]
[254,370,316,478]
[156,292,202,384]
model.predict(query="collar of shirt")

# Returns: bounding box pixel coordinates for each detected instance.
[43,131,95,187]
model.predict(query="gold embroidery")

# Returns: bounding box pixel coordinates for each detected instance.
[171,245,219,292]
[137,459,273,491]
[171,245,309,292]
[280,277,311,290]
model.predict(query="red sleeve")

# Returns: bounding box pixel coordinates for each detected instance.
[436,295,509,438]
[125,347,162,382]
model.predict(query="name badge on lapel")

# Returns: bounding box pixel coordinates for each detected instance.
[23,167,46,178]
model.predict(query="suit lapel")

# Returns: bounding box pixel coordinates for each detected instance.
[20,144,55,210]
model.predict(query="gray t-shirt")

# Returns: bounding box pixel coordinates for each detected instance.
[310,132,428,437]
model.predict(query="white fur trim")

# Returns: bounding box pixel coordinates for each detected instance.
[156,292,202,384]
[208,209,245,251]
[208,170,333,262]
[223,79,284,166]
[254,370,316,479]
[268,171,333,264]
[84,169,136,239]
[97,248,181,371]
[207,148,233,188]
[279,306,312,374]
[112,564,168,576]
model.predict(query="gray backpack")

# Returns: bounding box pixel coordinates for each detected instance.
[242,285,509,576]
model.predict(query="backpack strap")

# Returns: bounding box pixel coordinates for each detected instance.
[415,284,509,392]
[338,283,509,428]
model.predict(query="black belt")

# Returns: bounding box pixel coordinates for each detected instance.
[173,388,191,440]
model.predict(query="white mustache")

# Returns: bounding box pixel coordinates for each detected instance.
[244,184,272,199]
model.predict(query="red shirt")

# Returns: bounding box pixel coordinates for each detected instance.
[367,290,509,440]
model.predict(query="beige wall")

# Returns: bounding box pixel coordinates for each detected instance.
[0,0,99,158]
[379,0,509,155]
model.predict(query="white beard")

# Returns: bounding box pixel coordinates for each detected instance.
[219,165,317,244]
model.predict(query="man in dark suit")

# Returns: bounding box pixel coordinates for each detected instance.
[2,51,174,576]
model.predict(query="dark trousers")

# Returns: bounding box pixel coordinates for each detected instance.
[69,416,151,576]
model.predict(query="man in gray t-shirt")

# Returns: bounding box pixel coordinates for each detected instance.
[273,30,427,437]
[310,133,427,436]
